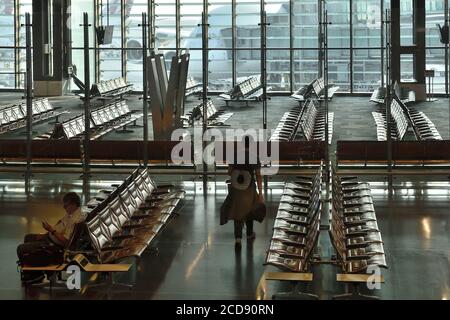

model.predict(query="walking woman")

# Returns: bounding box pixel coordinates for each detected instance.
[220,136,265,249]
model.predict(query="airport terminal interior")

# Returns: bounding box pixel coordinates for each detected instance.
[0,0,449,300]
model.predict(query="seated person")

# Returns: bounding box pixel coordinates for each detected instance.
[17,192,85,284]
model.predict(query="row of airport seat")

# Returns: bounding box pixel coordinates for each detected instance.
[370,82,416,105]
[185,100,234,127]
[263,167,387,299]
[300,100,334,144]
[330,173,387,275]
[269,104,304,141]
[185,77,203,97]
[372,96,441,141]
[39,100,143,140]
[219,75,267,106]
[83,169,185,263]
[0,98,65,135]
[395,99,443,141]
[264,166,322,273]
[20,168,184,287]
[291,77,340,103]
[372,99,408,141]
[91,77,134,98]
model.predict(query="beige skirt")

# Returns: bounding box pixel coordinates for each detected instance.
[220,183,258,225]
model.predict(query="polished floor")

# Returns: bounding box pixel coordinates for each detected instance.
[0,94,449,299]
[0,175,448,300]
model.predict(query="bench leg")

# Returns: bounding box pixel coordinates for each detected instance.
[272,282,318,300]
[82,272,133,293]
[332,283,380,300]
[127,119,143,128]
[115,125,134,133]
[48,115,61,125]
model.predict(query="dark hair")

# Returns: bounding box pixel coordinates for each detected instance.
[63,192,81,208]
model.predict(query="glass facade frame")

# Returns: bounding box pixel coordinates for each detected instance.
[0,0,448,93]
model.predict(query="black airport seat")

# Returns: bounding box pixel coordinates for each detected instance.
[91,77,134,99]
[0,98,66,135]
[264,166,322,273]
[45,100,143,140]
[330,171,388,275]
[219,75,270,107]
[185,77,203,97]
[185,100,233,127]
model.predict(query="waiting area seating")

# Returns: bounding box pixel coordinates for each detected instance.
[21,168,185,288]
[265,167,322,272]
[185,100,234,127]
[372,96,441,141]
[370,82,416,105]
[91,77,133,99]
[0,98,66,135]
[270,104,304,142]
[291,78,339,103]
[263,165,387,299]
[185,77,203,97]
[312,77,340,101]
[394,98,443,141]
[263,167,322,299]
[83,169,184,264]
[219,75,267,107]
[299,100,334,144]
[290,80,316,103]
[41,100,143,140]
[330,172,387,299]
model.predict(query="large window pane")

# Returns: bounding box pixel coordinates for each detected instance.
[267,50,290,91]
[124,0,148,90]
[0,49,15,89]
[209,49,232,91]
[236,49,260,79]
[209,1,232,49]
[353,49,381,92]
[353,0,382,48]
[327,0,350,48]
[236,0,260,49]
[328,49,350,91]
[426,0,445,47]
[266,0,290,48]
[98,0,122,81]
[293,0,318,48]
[180,0,202,49]
[293,50,319,89]
[0,1,14,47]
[426,48,445,93]
[155,0,176,49]
[70,0,95,88]
[0,2,15,89]
[70,0,95,48]
[18,0,33,47]
[99,49,122,81]
[400,0,414,46]
[71,49,96,86]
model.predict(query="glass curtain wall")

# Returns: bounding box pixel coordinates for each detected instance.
[1,0,449,93]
